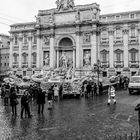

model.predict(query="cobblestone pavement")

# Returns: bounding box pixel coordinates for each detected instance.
[0,90,139,140]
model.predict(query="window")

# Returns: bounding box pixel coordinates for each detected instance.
[101,31,108,39]
[116,53,121,61]
[22,53,28,64]
[131,52,136,61]
[130,14,134,19]
[131,28,135,37]
[14,36,18,45]
[23,36,28,44]
[116,29,121,38]
[23,55,27,63]
[13,55,18,63]
[116,16,120,19]
[23,71,26,76]
[33,36,37,44]
[102,53,107,62]
[32,53,36,64]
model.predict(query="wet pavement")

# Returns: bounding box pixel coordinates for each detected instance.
[0,90,139,140]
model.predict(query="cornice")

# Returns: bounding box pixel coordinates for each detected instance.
[100,19,140,26]
[10,29,36,34]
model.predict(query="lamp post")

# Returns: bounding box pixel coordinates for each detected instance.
[94,59,101,95]
[97,59,101,95]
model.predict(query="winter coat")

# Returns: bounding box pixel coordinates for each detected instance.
[10,91,18,106]
[36,89,46,104]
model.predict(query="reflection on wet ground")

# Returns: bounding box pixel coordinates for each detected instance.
[0,90,138,140]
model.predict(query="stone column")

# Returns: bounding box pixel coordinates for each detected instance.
[138,28,140,67]
[28,33,32,68]
[123,28,129,67]
[56,50,59,68]
[91,26,97,66]
[9,36,13,68]
[108,29,114,68]
[73,47,76,69]
[18,34,23,68]
[40,39,43,68]
[50,34,55,68]
[75,26,81,68]
[36,33,41,68]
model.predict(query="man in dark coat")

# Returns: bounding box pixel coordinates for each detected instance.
[20,90,31,119]
[9,87,18,116]
[36,88,46,114]
[86,82,91,97]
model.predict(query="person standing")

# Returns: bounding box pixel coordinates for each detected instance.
[36,88,46,114]
[107,85,116,105]
[53,84,59,101]
[59,84,63,100]
[83,83,87,97]
[94,83,97,96]
[4,83,10,106]
[86,82,91,97]
[9,87,18,117]
[47,88,53,110]
[99,82,103,95]
[20,90,31,119]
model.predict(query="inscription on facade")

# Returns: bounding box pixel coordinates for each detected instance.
[55,13,75,24]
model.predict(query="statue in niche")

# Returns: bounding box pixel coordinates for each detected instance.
[83,50,91,67]
[49,12,54,25]
[44,52,49,66]
[43,36,50,45]
[92,8,98,20]
[83,33,90,43]
[59,52,68,69]
[75,10,80,23]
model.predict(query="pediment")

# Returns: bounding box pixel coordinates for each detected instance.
[114,49,123,53]
[129,48,138,52]
[100,49,109,54]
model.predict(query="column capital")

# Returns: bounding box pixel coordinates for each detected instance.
[108,30,114,35]
[18,34,23,41]
[72,46,76,50]
[28,36,32,40]
[122,29,129,34]
[36,34,42,39]
[49,33,55,38]
[75,31,82,36]
[91,29,99,35]
[10,37,14,42]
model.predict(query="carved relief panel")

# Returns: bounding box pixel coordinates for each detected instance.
[43,36,50,46]
[83,32,91,44]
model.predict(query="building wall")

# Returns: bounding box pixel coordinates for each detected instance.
[9,2,140,77]
[0,34,10,74]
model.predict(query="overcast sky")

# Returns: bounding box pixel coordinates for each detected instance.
[1,0,140,35]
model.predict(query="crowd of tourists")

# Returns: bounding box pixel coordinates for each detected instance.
[0,82,64,119]
[81,82,103,97]
[0,74,130,119]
